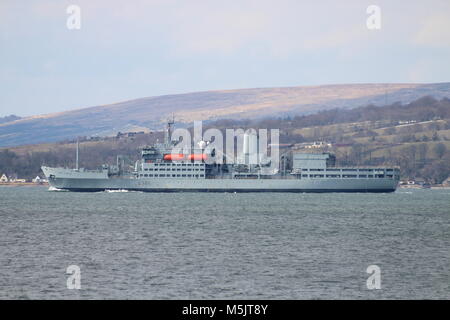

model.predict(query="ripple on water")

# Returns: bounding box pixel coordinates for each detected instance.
[0,186,449,299]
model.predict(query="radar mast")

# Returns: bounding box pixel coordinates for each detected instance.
[164,114,175,146]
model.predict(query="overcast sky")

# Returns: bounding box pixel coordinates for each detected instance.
[1,0,449,117]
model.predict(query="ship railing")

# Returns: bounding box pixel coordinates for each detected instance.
[326,166,400,170]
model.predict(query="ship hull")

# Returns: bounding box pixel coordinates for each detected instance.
[42,167,398,193]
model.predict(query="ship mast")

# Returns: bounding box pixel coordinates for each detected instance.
[75,138,79,171]
[164,115,175,146]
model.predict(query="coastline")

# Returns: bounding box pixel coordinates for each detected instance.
[0,182,49,187]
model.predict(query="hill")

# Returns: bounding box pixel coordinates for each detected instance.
[1,83,449,147]
[1,96,450,184]
[0,115,21,125]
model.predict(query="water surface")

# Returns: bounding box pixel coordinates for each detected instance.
[0,186,449,299]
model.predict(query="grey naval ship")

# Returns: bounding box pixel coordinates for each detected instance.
[41,121,400,193]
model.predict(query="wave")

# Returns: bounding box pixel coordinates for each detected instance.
[48,186,68,192]
[105,189,130,193]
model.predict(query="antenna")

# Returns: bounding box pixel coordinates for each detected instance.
[164,114,175,145]
[76,138,79,171]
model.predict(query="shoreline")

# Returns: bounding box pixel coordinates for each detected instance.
[1,183,450,190]
[0,183,49,187]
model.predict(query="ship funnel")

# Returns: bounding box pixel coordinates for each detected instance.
[243,129,258,165]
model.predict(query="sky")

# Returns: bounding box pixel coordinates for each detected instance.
[1,0,449,117]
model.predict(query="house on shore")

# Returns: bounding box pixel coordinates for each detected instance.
[32,176,42,183]
[0,174,8,183]
[443,177,450,187]
[32,176,47,184]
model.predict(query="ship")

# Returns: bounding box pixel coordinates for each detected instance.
[41,120,400,193]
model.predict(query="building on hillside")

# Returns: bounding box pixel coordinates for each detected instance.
[305,141,333,149]
[32,176,42,183]
[116,131,146,139]
[0,174,8,183]
[293,142,333,150]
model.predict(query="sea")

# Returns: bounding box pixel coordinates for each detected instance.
[0,186,449,299]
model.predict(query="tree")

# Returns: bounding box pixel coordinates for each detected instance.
[349,144,364,165]
[432,132,440,141]
[383,127,396,135]
[417,144,428,169]
[421,135,430,142]
[434,143,447,159]
[421,161,450,184]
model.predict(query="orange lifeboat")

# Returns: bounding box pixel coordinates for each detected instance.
[163,154,185,161]
[163,154,208,161]
[188,154,207,161]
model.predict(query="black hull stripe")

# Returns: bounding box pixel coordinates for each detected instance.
[61,188,397,193]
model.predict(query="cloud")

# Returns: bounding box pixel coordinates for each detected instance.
[414,14,450,47]
[167,3,269,54]
[1,0,450,116]
[163,0,374,57]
